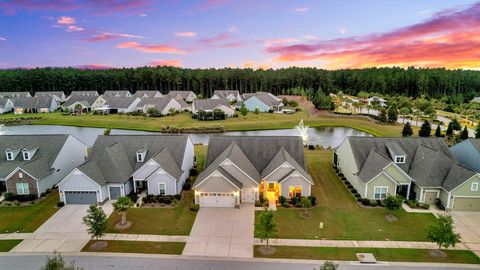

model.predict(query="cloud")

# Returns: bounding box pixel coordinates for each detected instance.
[76,64,112,70]
[338,27,347,34]
[266,2,480,69]
[57,16,75,25]
[264,38,299,47]
[199,32,246,48]
[293,7,309,13]
[67,25,84,32]
[175,32,197,38]
[200,32,230,44]
[197,0,230,11]
[417,9,431,15]
[117,41,186,54]
[85,32,144,42]
[139,13,148,17]
[242,61,254,68]
[228,26,238,33]
[0,37,6,41]
[148,59,182,67]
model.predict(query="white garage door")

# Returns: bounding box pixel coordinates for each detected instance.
[199,192,235,207]
[241,188,255,203]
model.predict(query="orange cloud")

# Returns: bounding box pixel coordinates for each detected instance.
[175,32,197,38]
[57,16,75,25]
[242,61,254,68]
[117,42,186,54]
[148,59,182,67]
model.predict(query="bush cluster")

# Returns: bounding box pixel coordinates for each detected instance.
[142,194,181,204]
[4,193,37,202]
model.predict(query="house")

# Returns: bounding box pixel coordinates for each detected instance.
[334,137,480,211]
[137,97,183,115]
[69,91,99,97]
[63,95,100,113]
[0,98,14,114]
[97,97,141,114]
[13,96,58,114]
[451,139,480,173]
[471,97,480,104]
[165,91,197,102]
[211,90,242,102]
[192,99,235,117]
[132,90,163,98]
[367,96,387,107]
[192,136,312,207]
[58,135,194,205]
[0,135,87,198]
[243,92,283,112]
[34,91,66,103]
[0,92,31,99]
[102,90,132,98]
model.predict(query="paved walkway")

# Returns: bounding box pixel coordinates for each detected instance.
[451,212,480,256]
[182,204,254,258]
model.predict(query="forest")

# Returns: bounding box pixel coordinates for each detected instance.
[0,66,479,102]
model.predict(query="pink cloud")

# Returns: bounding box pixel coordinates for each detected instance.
[197,0,230,11]
[84,32,144,42]
[175,32,197,38]
[293,7,309,13]
[117,42,186,54]
[67,25,84,32]
[200,32,230,44]
[57,16,75,25]
[0,37,6,41]
[148,59,182,67]
[198,31,246,48]
[76,64,112,70]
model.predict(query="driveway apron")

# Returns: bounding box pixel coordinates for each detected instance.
[451,211,480,256]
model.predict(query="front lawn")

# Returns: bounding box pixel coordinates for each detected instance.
[82,240,184,254]
[254,246,480,264]
[255,150,437,241]
[0,240,22,252]
[0,192,59,233]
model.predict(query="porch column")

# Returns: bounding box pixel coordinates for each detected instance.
[133,180,137,193]
[406,183,411,199]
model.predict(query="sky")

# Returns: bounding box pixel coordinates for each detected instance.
[0,0,479,70]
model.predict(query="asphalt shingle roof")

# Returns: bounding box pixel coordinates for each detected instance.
[165,91,194,100]
[34,92,64,98]
[212,90,240,99]
[13,96,54,109]
[0,92,30,98]
[133,90,162,98]
[102,90,131,98]
[104,97,138,109]
[69,91,99,97]
[193,99,231,111]
[64,95,98,107]
[137,97,174,112]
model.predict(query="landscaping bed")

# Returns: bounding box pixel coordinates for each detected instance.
[0,240,22,252]
[81,240,184,254]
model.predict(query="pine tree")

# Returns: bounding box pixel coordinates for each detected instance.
[475,123,480,138]
[446,122,453,137]
[435,125,442,137]
[402,122,413,137]
[378,108,387,123]
[387,103,398,123]
[460,126,469,140]
[419,120,432,137]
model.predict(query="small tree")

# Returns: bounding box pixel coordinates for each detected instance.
[254,107,260,114]
[419,120,431,137]
[446,122,453,137]
[82,205,107,243]
[402,122,413,137]
[460,126,469,140]
[319,261,338,270]
[103,128,111,136]
[383,194,403,216]
[40,251,82,270]
[74,104,83,114]
[300,196,312,216]
[255,210,278,246]
[147,107,159,116]
[426,215,461,254]
[387,103,398,123]
[113,196,133,226]
[240,103,248,116]
[399,107,410,123]
[476,122,480,138]
[378,108,387,123]
[450,118,461,131]
[434,125,442,137]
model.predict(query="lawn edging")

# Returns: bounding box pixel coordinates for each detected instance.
[81,240,185,255]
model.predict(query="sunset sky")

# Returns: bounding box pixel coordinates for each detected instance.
[0,0,479,70]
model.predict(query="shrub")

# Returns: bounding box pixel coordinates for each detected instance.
[356,197,363,202]
[351,188,358,194]
[420,203,430,209]
[406,200,417,208]
[347,184,353,189]
[40,192,46,197]
[16,194,37,202]
[369,200,378,207]
[282,202,290,208]
[377,200,385,207]
[45,188,52,194]
[56,201,65,207]
[255,200,262,207]
[290,196,299,205]
[189,204,199,212]
[354,193,361,198]
[361,198,370,206]
[295,202,302,208]
[4,192,14,201]
[173,194,181,200]
[189,168,198,176]
[307,195,317,206]
[183,182,192,190]
[127,192,138,203]
[278,196,286,204]
[435,198,445,210]
[158,196,172,204]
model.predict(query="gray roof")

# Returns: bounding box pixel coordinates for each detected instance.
[137,97,174,111]
[385,141,407,156]
[78,135,189,185]
[469,139,480,152]
[443,163,478,191]
[0,92,31,98]
[105,97,137,109]
[0,135,70,180]
[0,98,12,109]
[165,91,194,100]
[212,90,240,99]
[263,147,313,182]
[13,96,54,109]
[70,91,99,97]
[357,149,391,182]
[244,92,282,107]
[193,99,231,111]
[102,90,131,98]
[34,91,64,98]
[175,98,190,109]
[64,95,98,107]
[133,90,161,98]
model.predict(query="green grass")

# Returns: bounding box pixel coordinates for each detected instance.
[254,246,480,264]
[0,192,59,233]
[0,240,22,252]
[81,240,184,254]
[255,150,437,241]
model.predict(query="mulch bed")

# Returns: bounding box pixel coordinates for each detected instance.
[257,246,277,256]
[385,214,398,223]
[88,241,108,251]
[114,221,132,230]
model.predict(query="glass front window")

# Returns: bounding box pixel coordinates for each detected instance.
[159,183,166,195]
[374,187,388,199]
[16,183,29,195]
[289,186,302,198]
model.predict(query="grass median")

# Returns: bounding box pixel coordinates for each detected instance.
[0,240,22,252]
[82,240,185,254]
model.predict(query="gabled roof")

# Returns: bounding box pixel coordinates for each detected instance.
[64,95,98,107]
[0,98,12,109]
[0,135,70,180]
[34,91,64,98]
[13,96,54,109]
[212,90,240,99]
[0,92,31,98]
[193,99,231,111]
[358,149,392,183]
[409,144,453,187]
[469,139,480,152]
[69,91,99,97]
[137,97,175,111]
[150,147,182,180]
[244,92,282,107]
[133,90,162,98]
[102,90,131,98]
[104,97,138,109]
[262,147,312,182]
[165,91,195,100]
[443,163,478,191]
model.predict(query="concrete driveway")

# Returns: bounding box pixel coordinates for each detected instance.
[182,203,254,258]
[451,211,480,256]
[11,202,113,253]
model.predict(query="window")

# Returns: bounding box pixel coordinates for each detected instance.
[374,187,388,199]
[159,183,166,196]
[5,151,13,161]
[268,183,275,190]
[22,151,30,160]
[395,156,405,163]
[18,172,23,178]
[289,186,302,198]
[471,182,479,192]
[136,153,144,162]
[16,183,29,195]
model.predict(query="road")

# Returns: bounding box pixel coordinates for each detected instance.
[0,254,478,270]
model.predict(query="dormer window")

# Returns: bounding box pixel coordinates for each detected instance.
[136,148,147,162]
[5,150,13,161]
[137,153,144,162]
[22,149,30,161]
[395,156,405,164]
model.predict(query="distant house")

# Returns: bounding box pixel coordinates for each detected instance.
[98,97,141,114]
[63,95,100,113]
[0,135,87,198]
[102,90,132,98]
[69,91,99,97]
[192,99,234,117]
[165,91,197,102]
[451,139,480,173]
[243,92,283,112]
[211,90,242,102]
[192,136,312,207]
[471,97,480,104]
[58,135,194,205]
[132,90,163,98]
[0,92,31,99]
[13,96,58,114]
[137,97,183,115]
[0,98,14,114]
[34,91,66,103]
[367,96,386,107]
[335,137,480,211]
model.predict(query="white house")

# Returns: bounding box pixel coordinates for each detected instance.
[165,91,197,102]
[133,90,163,99]
[211,90,242,102]
[13,96,58,114]
[137,98,183,115]
[0,98,14,114]
[95,97,141,114]
[192,99,234,117]
[243,92,283,112]
[34,91,66,103]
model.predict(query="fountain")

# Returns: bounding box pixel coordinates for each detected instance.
[296,119,309,143]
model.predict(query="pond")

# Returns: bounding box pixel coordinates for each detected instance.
[0,124,371,147]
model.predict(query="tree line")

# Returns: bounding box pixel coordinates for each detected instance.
[0,66,479,101]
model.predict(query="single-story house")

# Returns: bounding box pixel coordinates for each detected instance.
[137,97,183,115]
[96,97,141,114]
[334,137,480,211]
[34,91,66,103]
[367,96,387,107]
[0,135,87,197]
[0,98,14,114]
[451,139,480,173]
[165,91,197,102]
[243,92,283,112]
[102,90,132,98]
[63,95,100,113]
[192,99,234,117]
[192,136,312,207]
[471,97,480,104]
[58,135,194,205]
[133,90,163,99]
[0,92,31,99]
[211,90,242,102]
[13,96,58,114]
[68,91,99,97]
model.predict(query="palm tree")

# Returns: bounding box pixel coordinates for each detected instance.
[74,104,83,114]
[113,196,133,226]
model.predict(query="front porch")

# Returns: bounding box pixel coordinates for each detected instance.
[259,180,305,204]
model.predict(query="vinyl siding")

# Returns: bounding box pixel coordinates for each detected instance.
[58,169,103,203]
[244,96,270,112]
[146,169,178,195]
[413,183,422,201]
[265,163,294,183]
[451,175,480,197]
[384,164,410,184]
[132,160,160,180]
[280,172,311,198]
[195,171,239,193]
[366,174,396,199]
[220,161,257,188]
[335,139,366,197]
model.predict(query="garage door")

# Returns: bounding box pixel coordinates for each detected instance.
[199,193,235,207]
[424,191,438,205]
[109,187,121,200]
[453,197,480,212]
[65,191,97,205]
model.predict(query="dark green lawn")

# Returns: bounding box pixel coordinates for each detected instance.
[0,240,22,252]
[255,150,437,241]
[0,192,59,233]
[255,246,480,264]
[82,240,184,254]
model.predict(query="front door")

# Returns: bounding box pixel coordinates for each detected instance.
[265,182,280,202]
[109,186,121,200]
